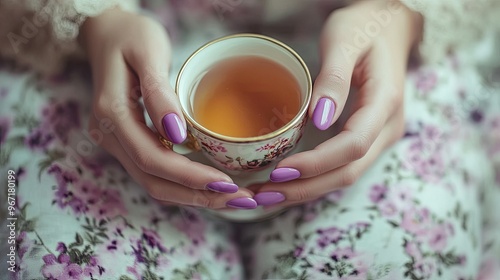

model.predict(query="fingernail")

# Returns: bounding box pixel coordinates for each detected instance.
[226,197,257,209]
[162,113,187,144]
[206,181,238,193]
[254,192,286,206]
[270,168,301,182]
[312,97,335,130]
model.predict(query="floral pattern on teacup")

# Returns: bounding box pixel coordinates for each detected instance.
[194,118,307,171]
[224,137,294,170]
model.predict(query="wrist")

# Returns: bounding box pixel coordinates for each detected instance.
[399,1,423,48]
[78,8,129,52]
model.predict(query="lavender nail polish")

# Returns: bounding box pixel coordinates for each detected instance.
[162,113,187,144]
[270,168,301,182]
[206,181,239,193]
[226,197,257,209]
[312,98,335,130]
[254,192,286,206]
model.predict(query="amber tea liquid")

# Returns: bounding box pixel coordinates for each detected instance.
[193,56,301,138]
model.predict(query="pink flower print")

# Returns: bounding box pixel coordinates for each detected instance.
[56,242,67,253]
[45,243,104,279]
[216,246,240,266]
[141,227,167,253]
[42,254,83,279]
[378,200,398,217]
[42,100,80,144]
[81,157,105,178]
[173,209,207,246]
[422,125,443,143]
[325,190,344,203]
[477,259,500,280]
[126,265,141,279]
[415,69,438,95]
[426,224,451,252]
[83,256,102,277]
[388,185,414,211]
[422,154,446,183]
[404,240,422,261]
[302,202,318,222]
[311,260,329,276]
[408,137,425,152]
[131,242,146,263]
[27,100,80,150]
[401,207,431,236]
[369,184,388,203]
[330,246,356,262]
[25,128,54,150]
[49,164,78,183]
[86,187,126,220]
[405,137,446,183]
[49,164,126,219]
[293,244,305,258]
[413,258,436,279]
[51,168,88,214]
[316,227,344,249]
[487,117,500,157]
[16,231,33,260]
[330,247,369,279]
[201,139,227,153]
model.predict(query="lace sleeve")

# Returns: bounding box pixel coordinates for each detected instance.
[400,0,500,63]
[0,0,139,75]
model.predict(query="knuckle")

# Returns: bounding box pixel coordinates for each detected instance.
[141,78,163,104]
[92,96,111,120]
[323,67,349,90]
[341,167,359,186]
[311,160,326,177]
[293,185,312,201]
[129,147,153,172]
[192,192,214,209]
[350,133,371,160]
[177,173,195,189]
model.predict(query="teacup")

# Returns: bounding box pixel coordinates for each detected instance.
[175,34,312,172]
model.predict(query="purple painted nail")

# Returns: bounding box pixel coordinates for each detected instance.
[226,197,257,209]
[206,181,239,193]
[162,113,187,144]
[312,98,335,130]
[270,168,301,182]
[254,192,286,206]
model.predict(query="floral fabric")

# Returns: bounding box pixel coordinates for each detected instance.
[1,1,500,280]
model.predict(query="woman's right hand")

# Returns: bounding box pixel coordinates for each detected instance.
[79,9,257,209]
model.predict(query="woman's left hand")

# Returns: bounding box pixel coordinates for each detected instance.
[251,0,423,207]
